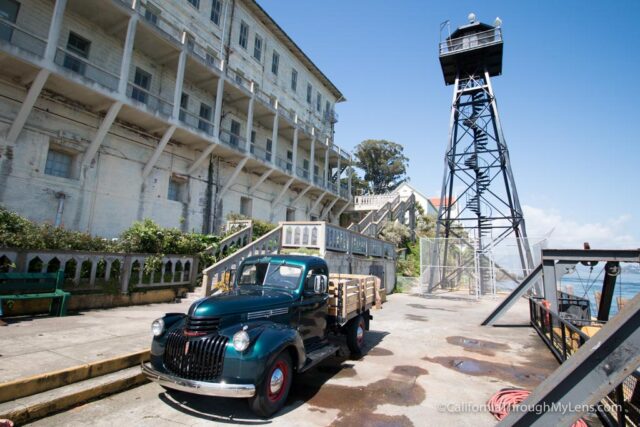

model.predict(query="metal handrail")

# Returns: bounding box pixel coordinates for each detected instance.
[126,82,173,116]
[249,143,271,162]
[439,28,502,55]
[0,17,48,57]
[179,107,215,136]
[219,128,246,151]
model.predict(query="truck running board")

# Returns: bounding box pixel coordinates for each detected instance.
[299,344,340,373]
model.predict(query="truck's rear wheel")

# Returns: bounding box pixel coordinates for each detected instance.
[249,351,293,418]
[346,315,366,355]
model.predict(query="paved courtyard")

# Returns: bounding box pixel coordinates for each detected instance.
[20,292,558,426]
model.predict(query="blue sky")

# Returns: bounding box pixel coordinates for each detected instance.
[260,0,640,248]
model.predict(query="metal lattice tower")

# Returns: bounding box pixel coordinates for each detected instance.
[428,14,533,294]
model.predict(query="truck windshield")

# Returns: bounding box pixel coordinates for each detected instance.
[237,262,302,291]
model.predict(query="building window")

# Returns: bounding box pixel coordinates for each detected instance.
[63,32,90,75]
[210,0,222,25]
[271,51,279,75]
[240,197,252,217]
[185,32,195,51]
[179,92,188,122]
[316,93,321,112]
[286,150,293,172]
[45,149,73,179]
[199,103,212,133]
[168,178,182,202]
[0,0,19,42]
[303,159,309,178]
[266,138,272,162]
[314,164,319,178]
[131,67,151,104]
[143,3,159,25]
[253,34,262,61]
[239,21,248,49]
[286,208,295,222]
[325,101,330,117]
[291,69,297,92]
[306,83,312,104]
[186,0,199,9]
[230,119,241,146]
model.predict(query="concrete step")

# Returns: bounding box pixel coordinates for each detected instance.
[0,366,148,425]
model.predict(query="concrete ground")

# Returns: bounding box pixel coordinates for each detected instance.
[21,292,559,427]
[0,298,193,383]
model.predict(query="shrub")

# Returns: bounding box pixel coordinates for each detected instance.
[226,213,277,239]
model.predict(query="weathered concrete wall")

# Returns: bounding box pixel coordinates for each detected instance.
[1,287,189,316]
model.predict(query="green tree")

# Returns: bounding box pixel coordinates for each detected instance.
[354,139,409,194]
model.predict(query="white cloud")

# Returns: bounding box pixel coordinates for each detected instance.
[523,205,638,249]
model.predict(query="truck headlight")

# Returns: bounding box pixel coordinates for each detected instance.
[232,330,250,352]
[151,318,165,337]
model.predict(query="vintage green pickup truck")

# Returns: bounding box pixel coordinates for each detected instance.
[142,254,378,417]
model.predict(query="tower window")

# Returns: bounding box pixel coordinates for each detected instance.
[306,83,312,104]
[186,0,199,10]
[316,93,321,112]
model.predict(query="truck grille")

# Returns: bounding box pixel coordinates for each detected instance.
[185,316,220,334]
[163,330,228,381]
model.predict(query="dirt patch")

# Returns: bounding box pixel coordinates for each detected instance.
[392,365,429,377]
[294,359,428,427]
[405,314,428,322]
[423,355,548,387]
[446,336,510,357]
[366,347,394,356]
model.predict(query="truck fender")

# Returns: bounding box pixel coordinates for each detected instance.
[252,323,306,377]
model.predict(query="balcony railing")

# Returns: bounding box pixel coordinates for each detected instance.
[313,174,325,187]
[126,82,173,117]
[281,222,395,259]
[179,108,216,137]
[136,1,183,45]
[54,48,120,91]
[296,166,310,181]
[226,67,252,94]
[340,183,350,198]
[186,38,223,72]
[219,128,246,152]
[276,156,293,173]
[255,87,276,109]
[278,103,295,123]
[0,17,46,58]
[439,28,502,56]
[249,143,271,163]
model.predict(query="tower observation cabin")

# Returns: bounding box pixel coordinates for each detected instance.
[439,14,503,85]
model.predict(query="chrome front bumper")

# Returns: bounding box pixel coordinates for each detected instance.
[142,363,255,398]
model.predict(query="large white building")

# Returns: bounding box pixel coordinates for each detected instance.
[0,0,352,237]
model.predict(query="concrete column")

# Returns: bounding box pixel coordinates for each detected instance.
[44,0,68,62]
[6,69,50,143]
[324,147,329,187]
[310,137,315,181]
[348,165,352,199]
[271,101,280,166]
[172,49,187,120]
[336,151,341,186]
[292,115,299,176]
[245,82,255,148]
[118,14,138,94]
[213,75,225,137]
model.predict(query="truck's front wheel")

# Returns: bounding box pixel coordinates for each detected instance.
[249,351,293,418]
[346,315,366,356]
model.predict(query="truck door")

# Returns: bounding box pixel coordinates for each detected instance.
[294,266,328,348]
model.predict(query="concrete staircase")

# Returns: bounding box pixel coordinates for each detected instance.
[349,192,416,239]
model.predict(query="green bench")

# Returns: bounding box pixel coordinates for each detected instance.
[0,271,70,317]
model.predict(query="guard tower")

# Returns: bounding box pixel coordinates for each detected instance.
[429,14,533,294]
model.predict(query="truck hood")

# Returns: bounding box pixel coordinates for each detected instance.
[189,286,294,318]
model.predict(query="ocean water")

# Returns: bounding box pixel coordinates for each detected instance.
[560,271,640,317]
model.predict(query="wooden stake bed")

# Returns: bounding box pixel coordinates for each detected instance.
[327,274,381,326]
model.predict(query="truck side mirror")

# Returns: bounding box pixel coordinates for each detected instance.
[313,275,328,294]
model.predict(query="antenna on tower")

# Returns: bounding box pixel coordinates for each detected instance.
[439,20,451,45]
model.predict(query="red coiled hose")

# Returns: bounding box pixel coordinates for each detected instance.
[487,387,588,427]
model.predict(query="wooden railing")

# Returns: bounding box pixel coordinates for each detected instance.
[201,225,282,296]
[0,248,197,294]
[282,222,395,260]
